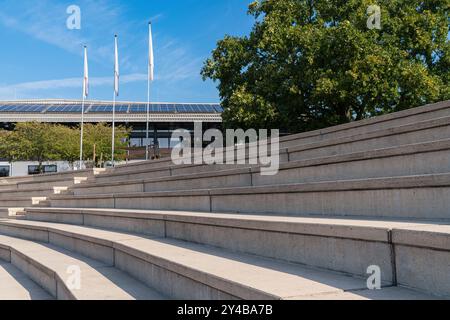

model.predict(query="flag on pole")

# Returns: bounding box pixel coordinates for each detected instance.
[114,35,119,96]
[148,22,154,81]
[83,46,89,98]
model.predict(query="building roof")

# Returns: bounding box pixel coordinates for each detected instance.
[0,100,223,123]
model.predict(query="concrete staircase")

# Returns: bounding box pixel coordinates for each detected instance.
[0,100,449,300]
[0,168,105,210]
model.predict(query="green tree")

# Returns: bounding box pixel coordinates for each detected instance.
[52,124,80,169]
[12,122,59,173]
[202,0,450,132]
[0,129,21,162]
[0,123,131,171]
[83,123,131,166]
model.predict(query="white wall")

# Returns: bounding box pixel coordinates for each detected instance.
[0,161,73,177]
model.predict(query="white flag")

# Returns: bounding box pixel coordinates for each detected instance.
[114,35,119,96]
[83,46,89,98]
[148,22,154,81]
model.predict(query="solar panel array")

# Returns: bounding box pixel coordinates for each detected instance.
[90,104,129,113]
[0,103,223,114]
[0,105,47,113]
[128,104,220,114]
[47,105,83,113]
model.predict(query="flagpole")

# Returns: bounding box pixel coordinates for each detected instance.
[146,54,150,161]
[79,94,85,169]
[79,45,88,170]
[112,91,116,167]
[146,22,154,161]
[112,35,119,168]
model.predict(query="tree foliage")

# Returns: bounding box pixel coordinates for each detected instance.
[0,122,131,172]
[202,0,450,132]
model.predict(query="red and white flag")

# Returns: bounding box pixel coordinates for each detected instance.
[148,22,154,81]
[83,46,89,98]
[114,35,119,96]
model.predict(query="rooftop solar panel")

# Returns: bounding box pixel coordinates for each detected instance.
[214,105,224,113]
[47,105,84,113]
[175,105,188,113]
[0,105,47,113]
[0,102,223,114]
[89,105,129,113]
[160,104,176,113]
[128,104,145,113]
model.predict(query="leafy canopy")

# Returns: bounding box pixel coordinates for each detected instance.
[0,122,131,171]
[202,0,450,132]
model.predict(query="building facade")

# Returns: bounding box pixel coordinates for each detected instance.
[0,100,223,176]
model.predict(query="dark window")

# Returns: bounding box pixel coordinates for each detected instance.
[28,165,58,175]
[0,165,10,177]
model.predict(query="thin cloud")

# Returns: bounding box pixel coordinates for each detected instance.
[0,0,215,101]
[0,74,148,100]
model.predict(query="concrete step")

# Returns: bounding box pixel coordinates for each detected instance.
[19,207,450,298]
[68,139,450,196]
[0,208,26,219]
[0,261,53,300]
[278,100,450,149]
[94,163,254,184]
[0,168,103,188]
[110,100,450,175]
[48,173,450,220]
[15,177,88,191]
[0,177,88,192]
[97,115,450,183]
[0,219,438,300]
[0,234,166,300]
[288,115,450,161]
[0,187,68,199]
[0,197,48,208]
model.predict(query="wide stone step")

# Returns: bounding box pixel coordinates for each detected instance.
[98,115,450,183]
[0,219,437,300]
[288,116,450,161]
[0,197,48,208]
[20,206,450,295]
[94,163,254,184]
[110,100,450,175]
[47,173,450,220]
[69,139,450,196]
[0,234,166,300]
[0,261,53,300]
[0,187,67,198]
[0,208,25,219]
[0,168,101,188]
[14,177,87,191]
[279,100,450,149]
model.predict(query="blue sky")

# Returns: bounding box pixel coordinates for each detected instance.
[0,0,254,103]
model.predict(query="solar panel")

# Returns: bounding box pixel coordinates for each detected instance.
[0,105,47,113]
[89,105,112,113]
[129,104,147,113]
[0,103,223,114]
[89,104,129,113]
[47,105,84,113]
[199,105,217,113]
[183,105,196,113]
[117,105,130,113]
[175,105,188,113]
[160,104,176,113]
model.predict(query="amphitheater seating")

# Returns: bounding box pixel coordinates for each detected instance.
[0,99,449,300]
